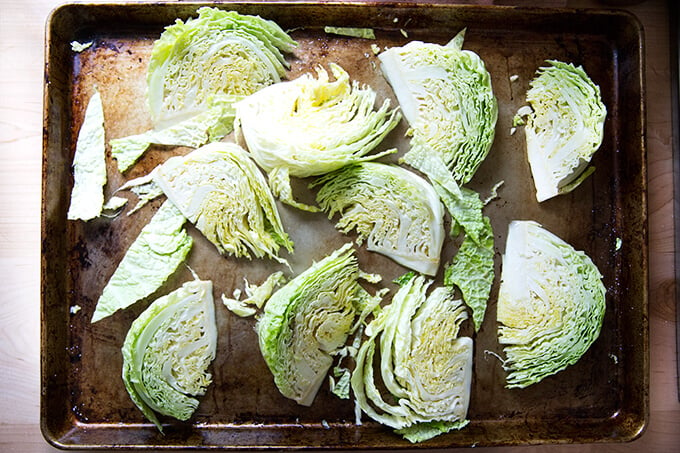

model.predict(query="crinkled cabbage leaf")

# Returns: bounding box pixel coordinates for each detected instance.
[314,162,445,276]
[122,278,217,431]
[497,220,606,388]
[379,30,498,185]
[68,89,107,221]
[403,149,495,330]
[153,142,293,263]
[235,63,401,211]
[351,273,472,443]
[524,60,606,202]
[92,200,193,322]
[257,243,383,406]
[444,216,494,331]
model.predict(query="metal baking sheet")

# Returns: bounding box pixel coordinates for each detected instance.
[41,1,648,449]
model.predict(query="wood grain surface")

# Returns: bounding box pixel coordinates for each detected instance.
[1,0,677,451]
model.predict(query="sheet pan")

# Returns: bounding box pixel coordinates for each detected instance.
[41,1,648,449]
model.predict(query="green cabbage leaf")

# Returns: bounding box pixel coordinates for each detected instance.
[313,162,445,276]
[379,30,497,185]
[497,220,606,388]
[257,243,383,406]
[402,149,495,330]
[235,63,401,210]
[67,89,107,220]
[92,200,193,322]
[121,278,217,431]
[351,273,472,443]
[524,60,606,202]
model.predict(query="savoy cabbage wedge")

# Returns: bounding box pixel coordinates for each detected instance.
[497,220,606,388]
[110,7,297,172]
[313,162,445,276]
[67,89,107,221]
[524,60,607,202]
[122,278,217,432]
[153,142,293,264]
[351,273,473,443]
[257,243,384,406]
[92,200,193,323]
[379,30,498,185]
[235,63,401,211]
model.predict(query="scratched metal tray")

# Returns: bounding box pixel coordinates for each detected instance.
[41,1,648,449]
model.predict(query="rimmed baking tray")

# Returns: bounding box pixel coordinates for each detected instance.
[41,1,648,449]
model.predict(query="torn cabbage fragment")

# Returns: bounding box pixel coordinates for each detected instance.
[67,89,107,221]
[92,200,193,322]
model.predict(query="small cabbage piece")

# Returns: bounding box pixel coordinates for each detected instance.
[235,63,401,210]
[324,26,375,39]
[122,278,217,432]
[67,89,106,221]
[92,200,193,322]
[351,273,472,443]
[153,142,293,263]
[257,243,382,406]
[221,271,286,317]
[148,7,296,129]
[314,162,444,276]
[379,30,498,185]
[524,60,607,202]
[497,220,606,388]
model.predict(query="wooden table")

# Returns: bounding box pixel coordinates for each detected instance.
[1,0,677,451]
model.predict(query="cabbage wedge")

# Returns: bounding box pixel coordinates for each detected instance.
[314,162,445,276]
[235,63,401,211]
[257,243,383,406]
[524,60,607,202]
[351,274,472,443]
[122,278,217,432]
[379,30,498,185]
[497,221,606,388]
[148,7,296,129]
[111,7,297,171]
[153,142,293,263]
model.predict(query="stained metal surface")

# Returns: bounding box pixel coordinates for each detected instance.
[41,1,648,449]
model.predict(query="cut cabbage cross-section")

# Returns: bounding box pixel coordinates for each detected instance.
[379,30,498,185]
[314,162,445,276]
[153,142,293,264]
[235,63,401,211]
[122,278,217,432]
[257,243,383,406]
[524,60,607,202]
[497,220,606,388]
[352,273,473,443]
